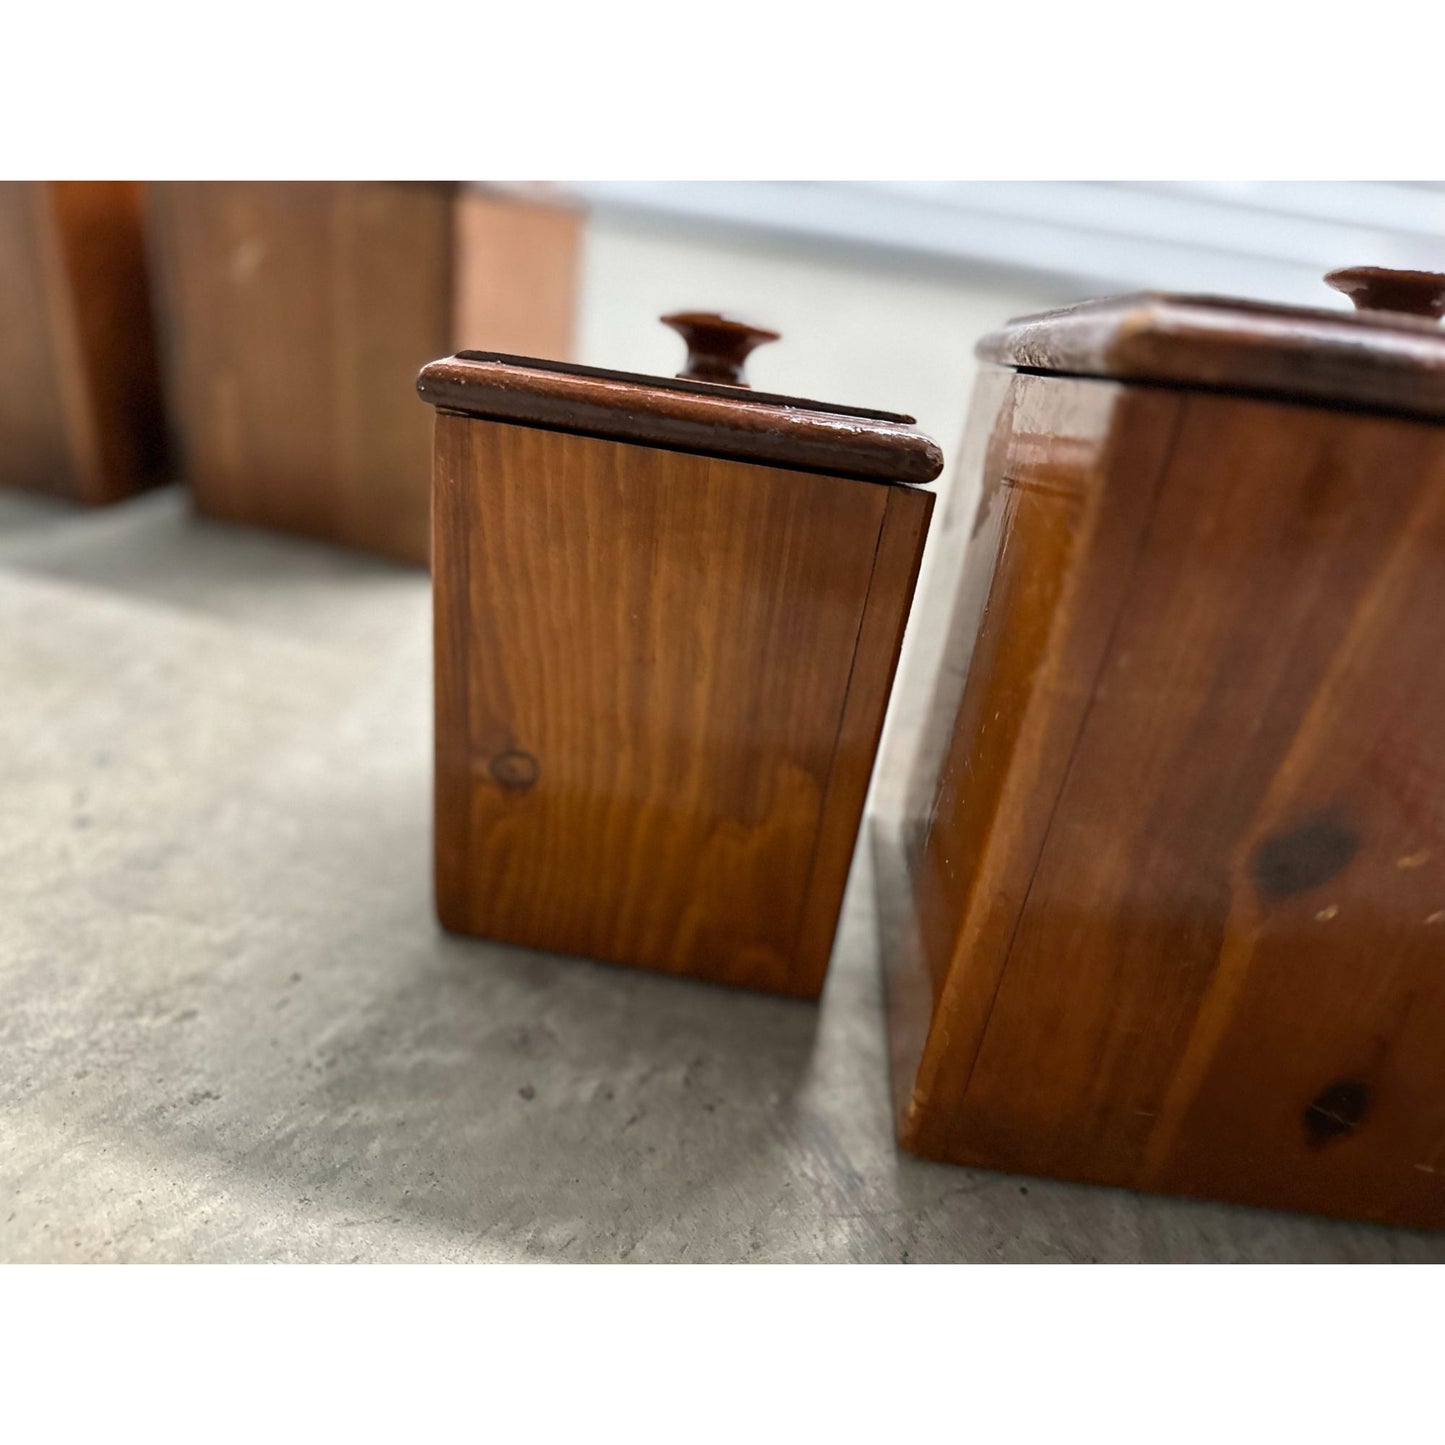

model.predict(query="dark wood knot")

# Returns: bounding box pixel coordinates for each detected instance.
[660,311,780,388]
[1325,266,1445,320]
[489,749,539,790]
[1303,1080,1371,1148]
[1249,812,1359,900]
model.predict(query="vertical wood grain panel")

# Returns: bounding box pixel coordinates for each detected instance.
[895,375,1445,1227]
[0,183,74,496]
[789,481,934,994]
[149,182,451,563]
[891,373,1185,1151]
[47,182,167,503]
[433,414,922,995]
[1145,426,1445,1224]
[955,398,1442,1180]
[0,182,164,503]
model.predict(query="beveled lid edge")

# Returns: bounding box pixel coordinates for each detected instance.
[416,354,943,486]
[976,291,1445,422]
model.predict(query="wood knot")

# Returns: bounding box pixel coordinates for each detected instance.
[488,749,539,790]
[1303,1080,1371,1148]
[1249,812,1359,900]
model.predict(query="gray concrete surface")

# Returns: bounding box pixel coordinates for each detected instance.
[4,488,1444,1263]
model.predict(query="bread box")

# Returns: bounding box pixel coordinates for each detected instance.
[875,267,1445,1228]
[420,314,941,995]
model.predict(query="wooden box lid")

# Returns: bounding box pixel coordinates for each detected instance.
[977,267,1445,423]
[417,311,943,486]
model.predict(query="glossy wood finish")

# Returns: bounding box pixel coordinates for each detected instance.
[0,181,166,503]
[148,183,583,565]
[417,354,943,484]
[660,311,780,386]
[1326,265,1445,318]
[879,365,1445,1227]
[980,290,1445,424]
[431,413,933,996]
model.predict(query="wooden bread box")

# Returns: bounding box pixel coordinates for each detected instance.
[875,266,1445,1228]
[0,182,167,504]
[420,313,941,995]
[147,182,582,565]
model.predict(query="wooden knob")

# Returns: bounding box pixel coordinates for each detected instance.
[661,312,781,387]
[1325,266,1445,320]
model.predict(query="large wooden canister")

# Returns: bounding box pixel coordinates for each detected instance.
[876,267,1445,1228]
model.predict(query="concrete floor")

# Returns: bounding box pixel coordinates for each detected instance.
[4,487,1445,1263]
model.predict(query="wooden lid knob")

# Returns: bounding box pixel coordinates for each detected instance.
[1325,266,1445,320]
[661,312,781,387]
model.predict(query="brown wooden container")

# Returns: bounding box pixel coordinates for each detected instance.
[147,182,582,565]
[875,267,1445,1228]
[419,315,941,996]
[0,181,166,504]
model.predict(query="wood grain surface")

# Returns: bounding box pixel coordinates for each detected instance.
[149,182,452,565]
[148,183,586,565]
[882,366,1445,1227]
[0,182,166,503]
[434,413,933,995]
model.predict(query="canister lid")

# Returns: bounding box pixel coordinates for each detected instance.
[977,267,1445,423]
[416,312,942,486]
